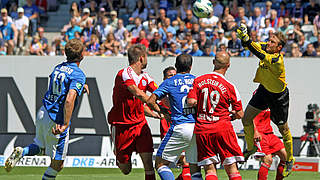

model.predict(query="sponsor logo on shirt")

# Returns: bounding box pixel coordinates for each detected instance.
[76,82,82,90]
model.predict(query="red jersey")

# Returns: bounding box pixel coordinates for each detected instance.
[188,72,242,134]
[254,109,273,134]
[108,66,157,125]
[131,38,149,48]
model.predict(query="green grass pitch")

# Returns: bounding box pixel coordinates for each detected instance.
[1,167,320,180]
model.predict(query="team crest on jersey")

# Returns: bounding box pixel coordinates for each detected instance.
[76,82,82,90]
[141,80,147,86]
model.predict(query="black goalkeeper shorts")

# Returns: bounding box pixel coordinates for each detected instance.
[249,84,289,125]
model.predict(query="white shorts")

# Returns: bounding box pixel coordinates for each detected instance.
[156,123,197,164]
[34,106,70,160]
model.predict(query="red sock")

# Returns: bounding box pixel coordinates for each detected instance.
[258,163,270,180]
[229,172,242,180]
[276,160,285,180]
[182,165,191,180]
[145,171,155,180]
[205,172,218,180]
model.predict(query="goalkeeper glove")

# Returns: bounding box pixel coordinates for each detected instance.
[236,23,249,42]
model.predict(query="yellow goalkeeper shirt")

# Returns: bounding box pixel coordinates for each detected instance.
[244,41,287,93]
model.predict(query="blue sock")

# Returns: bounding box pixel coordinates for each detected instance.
[23,143,40,156]
[157,165,175,180]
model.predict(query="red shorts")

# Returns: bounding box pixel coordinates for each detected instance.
[111,121,153,163]
[160,118,170,140]
[257,133,284,155]
[196,129,244,166]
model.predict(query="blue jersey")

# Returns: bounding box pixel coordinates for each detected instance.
[43,62,86,125]
[153,73,195,125]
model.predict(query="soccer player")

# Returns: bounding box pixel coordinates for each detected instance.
[147,54,201,180]
[236,23,294,176]
[187,51,244,180]
[107,44,158,180]
[5,39,88,179]
[253,108,286,180]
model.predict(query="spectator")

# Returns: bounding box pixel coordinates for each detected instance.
[248,7,265,31]
[183,9,197,30]
[94,8,106,26]
[165,42,182,56]
[69,1,80,18]
[298,35,309,53]
[114,19,127,41]
[0,8,13,25]
[109,10,118,29]
[131,0,148,21]
[131,30,149,48]
[95,16,113,43]
[87,0,98,19]
[278,17,292,36]
[270,10,279,29]
[259,18,275,42]
[202,45,215,56]
[29,35,44,55]
[235,7,249,26]
[23,0,39,36]
[97,46,106,56]
[86,34,100,56]
[119,30,131,55]
[79,8,93,29]
[99,0,114,12]
[250,30,259,42]
[145,19,158,40]
[181,32,193,54]
[158,17,176,42]
[66,18,81,41]
[244,0,253,17]
[217,43,227,53]
[227,31,243,56]
[191,23,200,41]
[224,17,237,37]
[197,30,212,52]
[189,41,203,56]
[290,43,302,57]
[199,12,219,37]
[213,29,228,55]
[37,27,48,53]
[221,6,234,24]
[14,7,28,52]
[163,32,177,50]
[277,1,289,18]
[291,0,303,24]
[9,3,18,19]
[45,45,55,56]
[131,17,143,38]
[312,34,320,51]
[102,33,120,56]
[176,22,186,44]
[148,32,162,56]
[81,20,95,45]
[302,43,317,57]
[157,8,167,25]
[304,0,320,25]
[177,0,191,20]
[211,0,223,17]
[35,0,47,15]
[0,16,17,55]
[262,1,272,18]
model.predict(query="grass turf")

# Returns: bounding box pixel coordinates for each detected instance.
[1,167,320,180]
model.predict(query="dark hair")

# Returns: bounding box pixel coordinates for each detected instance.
[163,66,176,78]
[69,1,80,14]
[175,54,193,73]
[127,44,147,65]
[65,39,84,62]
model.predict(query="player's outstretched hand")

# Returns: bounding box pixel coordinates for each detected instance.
[52,124,68,135]
[83,84,89,95]
[236,23,249,42]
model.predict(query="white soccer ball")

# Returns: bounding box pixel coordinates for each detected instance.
[192,0,213,18]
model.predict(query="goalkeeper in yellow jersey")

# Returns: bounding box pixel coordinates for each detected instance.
[236,23,295,177]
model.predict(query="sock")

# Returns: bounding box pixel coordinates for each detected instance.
[244,124,255,151]
[282,129,293,161]
[258,163,270,180]
[23,143,40,156]
[229,172,242,180]
[205,172,218,180]
[191,172,203,180]
[145,170,156,180]
[182,165,191,180]
[157,165,175,180]
[276,160,285,180]
[42,167,58,180]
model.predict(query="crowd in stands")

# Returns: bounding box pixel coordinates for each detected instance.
[1,0,320,57]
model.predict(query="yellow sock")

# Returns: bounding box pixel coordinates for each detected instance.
[282,129,294,161]
[243,124,255,151]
